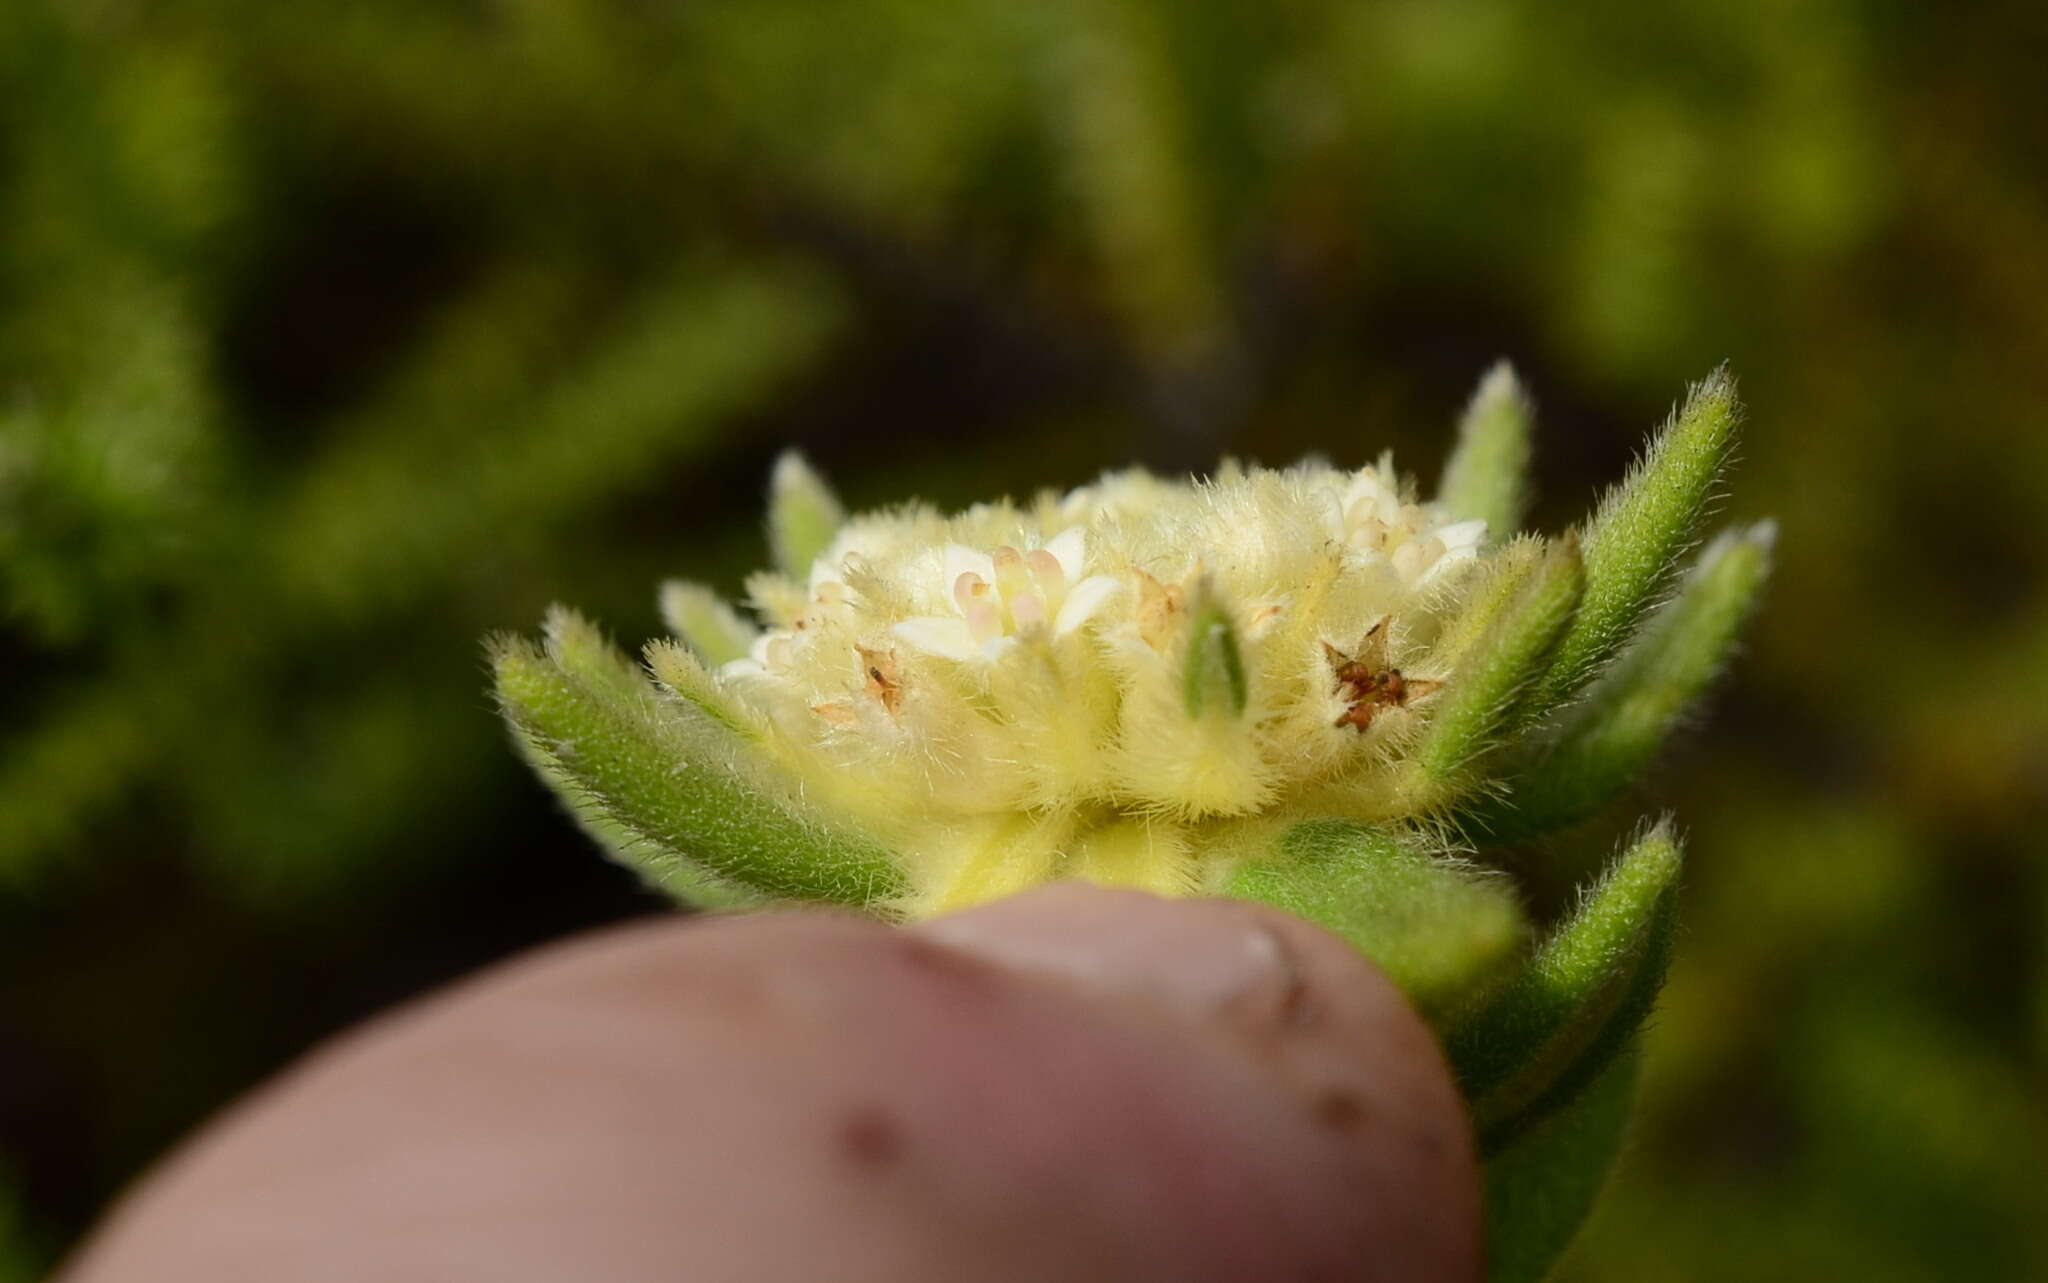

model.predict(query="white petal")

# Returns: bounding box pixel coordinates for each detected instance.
[1342,470,1397,523]
[893,616,979,661]
[1392,536,1446,584]
[1053,574,1123,636]
[979,636,1020,664]
[806,559,843,593]
[748,630,796,666]
[1420,540,1480,586]
[718,658,766,681]
[943,543,995,592]
[1436,519,1488,552]
[1042,527,1088,582]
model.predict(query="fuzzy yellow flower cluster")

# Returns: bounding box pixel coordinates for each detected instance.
[689,456,1493,912]
[499,363,1760,935]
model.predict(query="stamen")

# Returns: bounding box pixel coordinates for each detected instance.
[954,571,989,614]
[991,545,1030,598]
[1025,548,1066,597]
[1392,536,1446,582]
[1350,517,1389,551]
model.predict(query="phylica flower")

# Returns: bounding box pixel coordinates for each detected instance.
[492,363,1769,1282]
[495,363,1764,932]
[707,457,1492,911]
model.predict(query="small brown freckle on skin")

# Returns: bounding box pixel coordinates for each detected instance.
[839,1106,905,1168]
[1314,1089,1369,1135]
[1412,1118,1456,1159]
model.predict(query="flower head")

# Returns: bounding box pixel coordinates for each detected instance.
[491,363,1768,1283]
[497,362,1759,916]
[698,455,1500,910]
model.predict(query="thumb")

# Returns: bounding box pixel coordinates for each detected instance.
[64,885,1480,1282]
[916,884,1482,1281]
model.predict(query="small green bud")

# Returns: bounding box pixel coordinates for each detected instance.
[1181,579,1248,719]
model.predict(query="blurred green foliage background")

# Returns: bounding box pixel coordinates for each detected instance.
[3,0,2045,1276]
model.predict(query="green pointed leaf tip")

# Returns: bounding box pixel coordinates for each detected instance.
[644,637,757,737]
[1446,822,1681,1144]
[1182,582,1248,718]
[490,629,906,907]
[1536,366,1741,708]
[767,450,846,578]
[540,604,645,699]
[1437,359,1535,539]
[659,580,759,666]
[1418,533,1583,783]
[1483,1045,1640,1283]
[1476,521,1775,840]
[1224,820,1527,1016]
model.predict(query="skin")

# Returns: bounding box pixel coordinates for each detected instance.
[61,885,1482,1282]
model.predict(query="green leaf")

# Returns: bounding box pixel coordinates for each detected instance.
[1531,366,1741,711]
[659,580,759,666]
[541,604,647,701]
[767,450,846,578]
[1418,533,1582,782]
[1437,359,1535,539]
[1182,578,1248,718]
[1445,822,1680,1149]
[643,638,759,737]
[491,627,905,907]
[1483,1043,1639,1283]
[1223,819,1527,1017]
[1470,523,1774,840]
[506,720,766,912]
